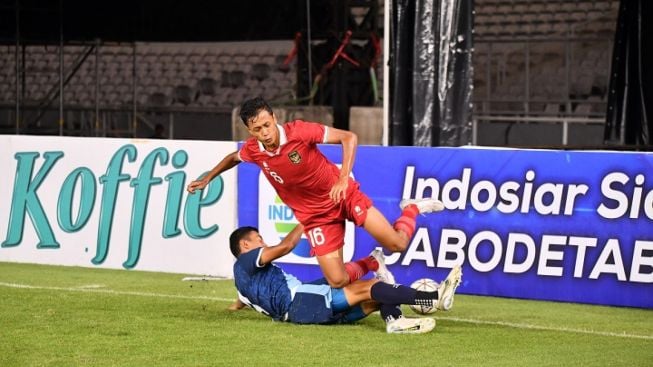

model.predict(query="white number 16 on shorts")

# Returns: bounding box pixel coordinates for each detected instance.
[257,172,354,264]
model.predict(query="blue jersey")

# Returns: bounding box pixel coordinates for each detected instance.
[233,248,301,321]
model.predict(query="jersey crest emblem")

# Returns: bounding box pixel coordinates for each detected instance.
[288,150,302,164]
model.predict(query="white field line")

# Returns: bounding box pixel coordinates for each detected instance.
[74,284,105,289]
[0,281,234,303]
[1,281,651,341]
[435,315,653,341]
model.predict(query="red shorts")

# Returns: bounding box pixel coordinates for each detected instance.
[304,189,372,256]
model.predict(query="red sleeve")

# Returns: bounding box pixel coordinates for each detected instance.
[287,120,327,145]
[238,140,255,162]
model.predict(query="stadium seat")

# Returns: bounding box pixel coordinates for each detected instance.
[195,94,212,107]
[217,54,231,65]
[147,92,170,107]
[262,88,278,101]
[173,85,195,105]
[231,71,246,88]
[251,63,271,81]
[196,77,217,96]
[105,91,120,105]
[0,38,547,119]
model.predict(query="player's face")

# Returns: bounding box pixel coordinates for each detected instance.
[247,109,279,151]
[239,230,267,254]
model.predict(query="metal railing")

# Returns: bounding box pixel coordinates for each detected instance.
[472,114,606,146]
[0,103,234,139]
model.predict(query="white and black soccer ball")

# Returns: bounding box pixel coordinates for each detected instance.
[409,278,439,315]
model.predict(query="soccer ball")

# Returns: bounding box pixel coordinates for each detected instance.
[409,278,439,315]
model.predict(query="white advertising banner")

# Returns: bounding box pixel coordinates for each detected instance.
[0,135,238,277]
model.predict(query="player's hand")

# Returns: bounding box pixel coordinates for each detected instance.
[227,300,246,311]
[186,178,209,194]
[329,177,349,203]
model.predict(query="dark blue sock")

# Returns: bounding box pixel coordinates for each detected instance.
[370,282,437,305]
[379,304,402,322]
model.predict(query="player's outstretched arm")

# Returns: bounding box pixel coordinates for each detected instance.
[187,151,241,193]
[259,223,304,265]
[325,127,358,203]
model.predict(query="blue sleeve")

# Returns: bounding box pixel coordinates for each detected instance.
[237,248,265,275]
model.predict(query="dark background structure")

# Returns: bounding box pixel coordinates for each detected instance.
[0,0,650,148]
[0,0,307,43]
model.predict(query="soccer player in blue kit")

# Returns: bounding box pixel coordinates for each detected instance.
[228,224,462,334]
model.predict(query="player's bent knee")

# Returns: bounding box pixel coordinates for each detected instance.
[326,278,349,288]
[325,274,350,288]
[384,242,407,252]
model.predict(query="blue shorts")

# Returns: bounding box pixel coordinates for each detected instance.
[287,284,367,324]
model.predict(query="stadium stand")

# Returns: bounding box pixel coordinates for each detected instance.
[472,0,618,145]
[0,41,298,111]
[0,0,619,145]
[473,0,616,108]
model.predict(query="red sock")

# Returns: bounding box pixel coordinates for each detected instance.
[393,204,418,238]
[360,256,379,272]
[402,203,419,217]
[344,257,378,282]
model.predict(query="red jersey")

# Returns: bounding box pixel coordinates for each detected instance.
[238,120,359,226]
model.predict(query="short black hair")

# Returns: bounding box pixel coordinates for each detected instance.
[239,97,273,126]
[229,226,258,258]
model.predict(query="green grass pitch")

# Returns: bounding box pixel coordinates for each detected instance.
[1,262,652,366]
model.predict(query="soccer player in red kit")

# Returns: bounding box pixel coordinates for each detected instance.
[187,97,444,287]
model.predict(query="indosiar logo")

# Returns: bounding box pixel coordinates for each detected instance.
[256,172,354,265]
[269,195,312,257]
